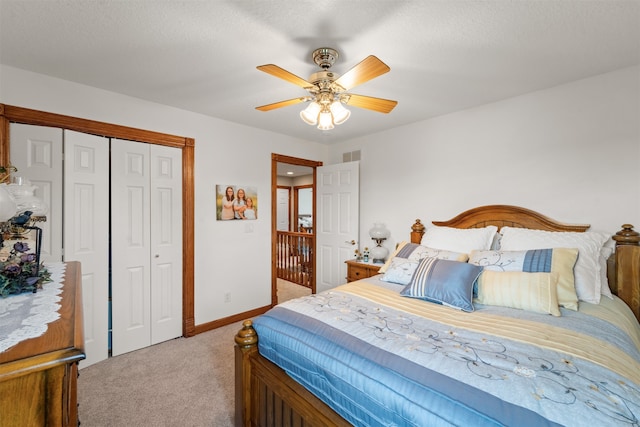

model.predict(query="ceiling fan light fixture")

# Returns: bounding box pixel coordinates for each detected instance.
[317,110,335,130]
[330,101,350,125]
[300,101,321,125]
[257,47,396,131]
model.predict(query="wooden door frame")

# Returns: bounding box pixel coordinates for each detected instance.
[293,184,313,232]
[277,185,292,231]
[271,154,322,305]
[0,104,197,337]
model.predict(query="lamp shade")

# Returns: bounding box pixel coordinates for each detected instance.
[330,101,350,125]
[369,223,390,240]
[300,102,321,125]
[317,111,334,130]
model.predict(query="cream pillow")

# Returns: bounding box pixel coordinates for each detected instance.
[468,248,579,310]
[421,225,498,254]
[499,227,611,304]
[476,271,561,316]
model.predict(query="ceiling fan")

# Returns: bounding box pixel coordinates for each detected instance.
[255,47,397,130]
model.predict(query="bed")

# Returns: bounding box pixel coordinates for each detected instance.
[235,205,640,426]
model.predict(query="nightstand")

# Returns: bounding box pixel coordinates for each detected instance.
[345,259,384,282]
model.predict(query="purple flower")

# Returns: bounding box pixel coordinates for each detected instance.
[3,263,21,276]
[13,242,30,253]
[20,253,36,263]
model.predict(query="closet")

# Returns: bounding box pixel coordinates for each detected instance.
[9,123,183,366]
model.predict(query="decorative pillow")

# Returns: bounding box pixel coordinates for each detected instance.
[379,241,410,273]
[420,225,498,254]
[381,257,419,285]
[379,242,468,274]
[400,258,483,312]
[499,227,611,304]
[600,241,616,299]
[468,248,579,310]
[475,271,561,316]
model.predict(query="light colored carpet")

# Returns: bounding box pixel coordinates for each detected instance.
[78,281,311,426]
[78,322,241,426]
[277,278,311,303]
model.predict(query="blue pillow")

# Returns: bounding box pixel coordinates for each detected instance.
[400,258,483,312]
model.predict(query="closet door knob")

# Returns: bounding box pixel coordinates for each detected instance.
[154,254,159,258]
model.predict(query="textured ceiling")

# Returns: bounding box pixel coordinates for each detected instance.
[1,1,639,145]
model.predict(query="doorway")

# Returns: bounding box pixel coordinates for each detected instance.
[271,154,322,306]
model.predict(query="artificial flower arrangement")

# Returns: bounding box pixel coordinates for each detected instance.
[0,241,50,297]
[0,164,50,297]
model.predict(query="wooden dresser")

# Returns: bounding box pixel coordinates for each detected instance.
[345,259,383,282]
[0,261,84,427]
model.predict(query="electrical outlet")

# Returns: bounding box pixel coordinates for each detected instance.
[224,292,231,303]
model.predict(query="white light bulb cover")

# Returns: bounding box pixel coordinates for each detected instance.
[317,111,334,130]
[330,101,350,125]
[300,102,321,125]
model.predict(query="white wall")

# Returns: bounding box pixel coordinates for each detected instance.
[0,65,329,325]
[3,64,638,324]
[329,66,640,253]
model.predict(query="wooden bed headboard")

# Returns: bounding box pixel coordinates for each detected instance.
[409,205,640,322]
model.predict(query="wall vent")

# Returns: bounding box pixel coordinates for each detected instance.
[342,150,361,162]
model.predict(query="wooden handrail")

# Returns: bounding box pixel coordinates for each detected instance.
[276,231,313,288]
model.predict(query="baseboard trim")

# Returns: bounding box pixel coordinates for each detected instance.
[192,305,272,335]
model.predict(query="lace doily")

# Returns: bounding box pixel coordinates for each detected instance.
[0,262,67,353]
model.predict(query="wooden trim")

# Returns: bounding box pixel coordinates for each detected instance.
[271,154,322,305]
[276,185,292,231]
[272,153,321,168]
[293,183,313,231]
[1,104,186,148]
[194,305,271,335]
[0,104,196,338]
[182,137,196,336]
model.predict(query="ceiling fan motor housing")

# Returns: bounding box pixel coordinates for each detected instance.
[312,47,339,70]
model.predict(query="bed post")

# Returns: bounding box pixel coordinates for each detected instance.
[411,219,425,244]
[234,320,258,427]
[612,224,640,323]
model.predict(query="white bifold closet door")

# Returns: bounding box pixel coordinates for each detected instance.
[9,123,63,262]
[63,130,110,367]
[110,139,183,356]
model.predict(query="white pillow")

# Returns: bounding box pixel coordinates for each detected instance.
[499,227,611,304]
[600,241,616,299]
[420,225,498,254]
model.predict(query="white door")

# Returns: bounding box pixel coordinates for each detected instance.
[111,139,152,355]
[149,144,183,345]
[111,139,182,356]
[63,130,109,368]
[9,123,63,262]
[316,161,359,292]
[276,188,290,231]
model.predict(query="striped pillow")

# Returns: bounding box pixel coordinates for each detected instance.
[400,258,483,312]
[468,248,578,310]
[475,271,561,316]
[379,241,468,274]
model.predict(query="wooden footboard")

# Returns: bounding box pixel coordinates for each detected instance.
[234,320,350,427]
[235,206,640,426]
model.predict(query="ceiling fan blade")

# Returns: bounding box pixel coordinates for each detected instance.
[257,64,315,89]
[344,94,398,113]
[256,97,308,112]
[334,56,390,91]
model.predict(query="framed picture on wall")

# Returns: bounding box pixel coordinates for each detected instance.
[216,185,258,220]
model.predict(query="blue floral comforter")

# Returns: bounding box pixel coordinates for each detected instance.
[254,277,640,427]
